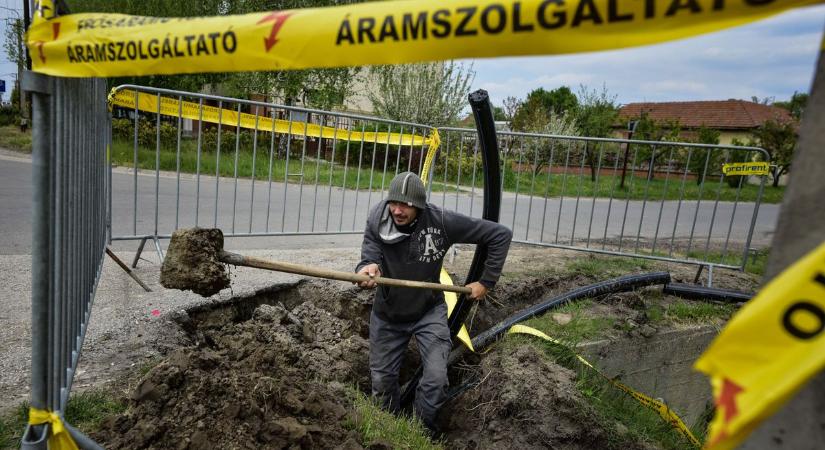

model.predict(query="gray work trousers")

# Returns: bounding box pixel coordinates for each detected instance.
[369,302,451,429]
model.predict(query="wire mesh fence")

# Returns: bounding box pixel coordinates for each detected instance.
[107,85,437,261]
[108,87,769,271]
[432,128,769,270]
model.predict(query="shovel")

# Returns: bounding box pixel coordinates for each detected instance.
[160,227,471,297]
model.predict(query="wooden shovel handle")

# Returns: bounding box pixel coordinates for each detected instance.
[219,251,473,295]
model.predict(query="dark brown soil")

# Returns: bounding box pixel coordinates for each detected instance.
[160,228,230,297]
[443,345,653,450]
[96,252,748,450]
[93,286,371,449]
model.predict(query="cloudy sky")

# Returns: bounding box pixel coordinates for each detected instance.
[467,4,825,107]
[2,3,824,107]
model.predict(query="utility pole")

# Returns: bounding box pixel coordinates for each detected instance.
[23,0,31,70]
[739,43,825,450]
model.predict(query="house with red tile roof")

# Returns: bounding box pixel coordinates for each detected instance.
[617,99,795,145]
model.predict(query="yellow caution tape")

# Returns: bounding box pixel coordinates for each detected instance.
[28,407,80,450]
[440,264,475,352]
[510,324,702,447]
[27,0,824,78]
[420,129,441,185]
[109,88,435,147]
[694,241,825,450]
[721,162,770,176]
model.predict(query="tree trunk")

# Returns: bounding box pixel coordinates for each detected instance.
[585,143,597,182]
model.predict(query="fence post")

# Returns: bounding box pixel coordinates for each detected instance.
[20,70,52,450]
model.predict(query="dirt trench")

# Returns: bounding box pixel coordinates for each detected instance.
[93,276,668,449]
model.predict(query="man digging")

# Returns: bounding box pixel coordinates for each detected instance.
[355,171,512,437]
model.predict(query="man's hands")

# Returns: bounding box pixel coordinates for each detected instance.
[466,281,488,300]
[356,263,381,289]
[356,265,488,299]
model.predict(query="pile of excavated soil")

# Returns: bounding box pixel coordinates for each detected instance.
[94,273,696,449]
[443,345,655,450]
[93,299,370,449]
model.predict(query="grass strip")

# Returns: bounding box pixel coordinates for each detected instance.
[0,390,126,449]
[111,139,785,203]
[0,126,32,153]
[345,388,443,450]
[504,334,703,450]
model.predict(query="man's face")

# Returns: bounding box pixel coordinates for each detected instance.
[388,201,418,226]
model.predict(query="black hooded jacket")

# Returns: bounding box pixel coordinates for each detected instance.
[356,200,512,323]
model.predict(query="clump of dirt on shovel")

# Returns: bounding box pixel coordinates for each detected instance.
[160,228,230,297]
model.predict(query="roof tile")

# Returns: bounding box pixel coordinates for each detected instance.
[618,100,794,129]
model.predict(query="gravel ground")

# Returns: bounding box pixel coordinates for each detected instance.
[0,237,762,419]
[0,244,367,413]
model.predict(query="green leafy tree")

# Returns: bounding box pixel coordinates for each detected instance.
[513,103,579,176]
[574,85,618,181]
[690,125,722,185]
[493,106,507,121]
[366,61,474,127]
[630,112,681,181]
[4,17,25,121]
[3,18,24,67]
[511,86,578,131]
[502,96,520,122]
[774,91,808,120]
[752,119,797,187]
[67,0,358,109]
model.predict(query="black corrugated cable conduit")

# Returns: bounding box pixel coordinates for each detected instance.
[663,283,753,303]
[453,272,672,362]
[445,272,672,401]
[400,89,503,408]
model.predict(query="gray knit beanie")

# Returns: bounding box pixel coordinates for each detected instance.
[386,172,426,209]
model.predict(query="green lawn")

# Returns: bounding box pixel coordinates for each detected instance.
[0,126,32,153]
[111,139,397,191]
[112,139,784,203]
[499,167,783,204]
[0,390,126,449]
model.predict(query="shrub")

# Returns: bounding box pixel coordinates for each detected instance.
[0,106,20,126]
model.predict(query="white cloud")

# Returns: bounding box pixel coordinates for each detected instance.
[468,5,825,105]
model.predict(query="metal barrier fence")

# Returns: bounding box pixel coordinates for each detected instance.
[18,79,769,447]
[22,73,110,449]
[432,127,769,275]
[109,86,769,278]
[107,85,437,263]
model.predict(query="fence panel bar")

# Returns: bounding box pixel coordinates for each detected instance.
[23,73,110,449]
[651,147,675,254]
[214,101,224,228]
[195,98,204,226]
[585,142,605,248]
[249,111,260,233]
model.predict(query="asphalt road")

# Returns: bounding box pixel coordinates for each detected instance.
[0,151,779,257]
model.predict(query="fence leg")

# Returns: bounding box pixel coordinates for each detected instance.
[152,236,165,262]
[20,424,48,450]
[707,265,714,288]
[693,265,705,285]
[106,247,152,292]
[131,237,148,268]
[65,421,106,450]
